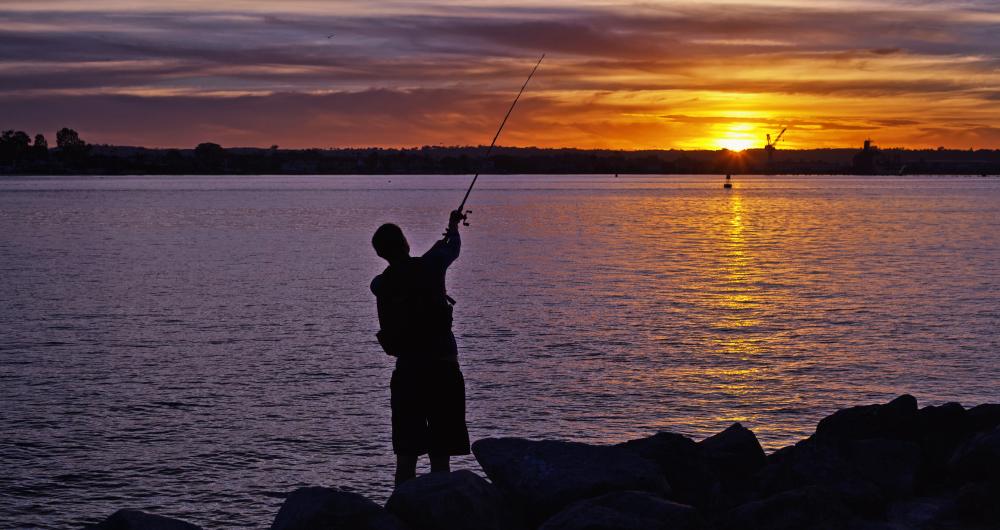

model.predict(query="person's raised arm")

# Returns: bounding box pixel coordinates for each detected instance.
[423,210,465,268]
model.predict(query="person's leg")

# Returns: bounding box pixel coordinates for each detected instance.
[426,360,470,469]
[429,453,450,473]
[395,454,418,486]
[391,367,428,486]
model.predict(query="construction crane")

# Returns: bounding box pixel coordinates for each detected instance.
[764,127,787,164]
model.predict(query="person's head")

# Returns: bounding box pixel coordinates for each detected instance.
[372,223,410,263]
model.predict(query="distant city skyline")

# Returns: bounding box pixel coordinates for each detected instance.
[2,1,998,149]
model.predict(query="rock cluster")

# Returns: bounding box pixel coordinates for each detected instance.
[87,395,1000,530]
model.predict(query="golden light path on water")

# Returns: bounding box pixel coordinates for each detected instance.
[661,189,773,428]
[580,185,782,438]
[707,192,766,422]
[563,180,844,445]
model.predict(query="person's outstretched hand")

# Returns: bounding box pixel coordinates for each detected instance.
[449,209,466,228]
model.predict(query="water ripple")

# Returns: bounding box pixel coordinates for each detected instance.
[1,175,998,528]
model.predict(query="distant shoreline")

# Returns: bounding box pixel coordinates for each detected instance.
[3,144,999,177]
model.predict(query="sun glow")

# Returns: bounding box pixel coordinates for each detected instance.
[713,121,761,151]
[717,138,757,151]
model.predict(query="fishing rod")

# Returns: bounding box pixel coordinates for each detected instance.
[453,54,545,227]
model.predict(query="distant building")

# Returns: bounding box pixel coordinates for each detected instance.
[852,139,879,174]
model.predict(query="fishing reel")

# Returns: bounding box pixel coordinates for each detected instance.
[444,209,471,236]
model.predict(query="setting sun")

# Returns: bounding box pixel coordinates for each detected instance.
[717,138,757,151]
[710,121,762,151]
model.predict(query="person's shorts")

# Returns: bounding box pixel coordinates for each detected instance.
[390,359,470,456]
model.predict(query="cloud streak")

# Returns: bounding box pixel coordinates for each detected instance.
[1,1,998,148]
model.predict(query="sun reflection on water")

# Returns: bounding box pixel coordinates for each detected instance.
[714,192,763,333]
[706,191,769,422]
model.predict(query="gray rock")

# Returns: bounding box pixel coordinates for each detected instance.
[915,402,971,486]
[841,521,898,530]
[617,432,719,508]
[967,404,1000,434]
[720,486,855,530]
[757,441,855,496]
[617,425,766,509]
[949,426,1000,483]
[472,438,670,523]
[954,480,1000,525]
[385,470,514,530]
[86,509,202,530]
[539,490,705,530]
[886,497,956,530]
[844,438,921,498]
[755,437,920,511]
[916,402,969,444]
[270,486,407,530]
[699,423,767,504]
[699,423,767,476]
[814,395,919,442]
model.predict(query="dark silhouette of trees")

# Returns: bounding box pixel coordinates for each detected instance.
[0,130,32,168]
[2,130,999,175]
[194,142,224,157]
[55,128,89,168]
[56,128,86,151]
[163,148,185,171]
[194,142,226,172]
[32,134,49,159]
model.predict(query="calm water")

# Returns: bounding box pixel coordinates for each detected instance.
[2,174,998,528]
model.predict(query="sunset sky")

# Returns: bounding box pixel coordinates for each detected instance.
[2,1,998,150]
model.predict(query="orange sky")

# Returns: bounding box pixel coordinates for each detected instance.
[2,1,998,149]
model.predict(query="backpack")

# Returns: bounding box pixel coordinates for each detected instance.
[374,257,454,357]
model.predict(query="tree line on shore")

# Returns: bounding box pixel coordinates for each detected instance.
[1,128,88,169]
[3,127,999,175]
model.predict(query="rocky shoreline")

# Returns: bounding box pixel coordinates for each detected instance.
[88,395,999,530]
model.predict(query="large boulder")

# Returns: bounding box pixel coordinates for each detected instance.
[967,403,1000,434]
[616,425,766,509]
[914,402,972,487]
[699,423,767,476]
[698,423,767,503]
[953,480,1000,526]
[757,441,854,496]
[755,437,920,510]
[472,438,670,523]
[886,497,957,530]
[813,395,919,442]
[916,402,969,444]
[843,438,921,497]
[948,426,1000,484]
[270,486,407,530]
[617,432,719,508]
[385,470,514,530]
[86,509,202,530]
[539,491,705,530]
[719,486,855,530]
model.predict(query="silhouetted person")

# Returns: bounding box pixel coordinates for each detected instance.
[371,210,470,485]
